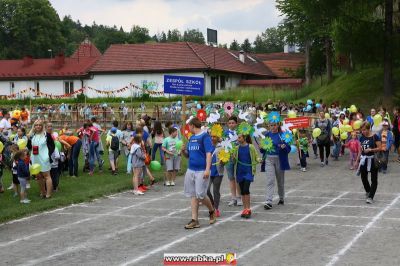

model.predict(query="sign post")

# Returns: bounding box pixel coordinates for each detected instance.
[164,75,205,127]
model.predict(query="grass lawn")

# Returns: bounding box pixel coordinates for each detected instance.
[0,139,188,223]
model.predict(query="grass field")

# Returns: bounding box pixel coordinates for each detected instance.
[0,137,188,223]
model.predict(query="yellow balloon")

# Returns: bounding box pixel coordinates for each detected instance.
[287,110,297,118]
[332,127,339,136]
[312,128,321,138]
[344,125,353,132]
[343,119,349,125]
[349,105,357,113]
[30,164,42,175]
[17,139,27,150]
[373,114,382,125]
[339,125,346,133]
[353,120,362,130]
[325,113,331,119]
[341,132,348,140]
[0,142,3,153]
[259,111,267,119]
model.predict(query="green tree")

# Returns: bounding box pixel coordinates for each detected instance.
[159,31,167,43]
[240,38,252,52]
[183,29,205,44]
[0,0,66,59]
[253,27,285,53]
[229,39,240,50]
[127,25,150,43]
[167,29,181,42]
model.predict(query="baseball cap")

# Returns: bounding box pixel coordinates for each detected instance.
[111,127,117,133]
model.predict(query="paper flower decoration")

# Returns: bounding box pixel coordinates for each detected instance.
[210,124,223,138]
[267,111,280,123]
[238,122,252,135]
[181,124,191,139]
[259,111,267,119]
[280,131,293,144]
[197,109,207,121]
[224,102,234,116]
[260,137,274,152]
[206,111,221,124]
[218,149,230,163]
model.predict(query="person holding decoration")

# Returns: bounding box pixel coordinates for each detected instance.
[207,127,225,218]
[263,113,291,210]
[314,111,332,167]
[297,129,309,172]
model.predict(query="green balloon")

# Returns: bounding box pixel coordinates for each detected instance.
[175,140,183,151]
[150,161,162,171]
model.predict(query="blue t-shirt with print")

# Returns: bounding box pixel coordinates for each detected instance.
[187,132,213,171]
[131,131,149,142]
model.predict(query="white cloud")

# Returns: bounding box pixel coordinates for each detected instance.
[50,0,281,44]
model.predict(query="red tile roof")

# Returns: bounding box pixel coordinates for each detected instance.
[256,52,305,78]
[0,42,101,80]
[90,42,275,77]
[239,79,303,88]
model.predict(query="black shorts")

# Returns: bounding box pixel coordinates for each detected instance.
[238,180,251,195]
[12,174,20,185]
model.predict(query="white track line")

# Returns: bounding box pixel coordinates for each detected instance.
[326,195,400,266]
[118,189,297,266]
[0,190,181,248]
[19,192,229,266]
[237,191,348,260]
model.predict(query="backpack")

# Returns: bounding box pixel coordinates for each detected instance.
[110,135,119,151]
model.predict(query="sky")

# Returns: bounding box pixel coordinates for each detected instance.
[50,0,282,45]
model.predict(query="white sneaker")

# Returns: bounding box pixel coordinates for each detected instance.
[20,199,31,204]
[366,198,373,204]
[236,198,243,206]
[166,181,171,186]
[228,199,237,206]
[133,190,144,195]
[7,184,13,190]
[301,168,307,172]
[170,181,175,186]
[26,183,31,189]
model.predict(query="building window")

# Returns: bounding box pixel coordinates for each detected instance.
[64,81,74,94]
[10,82,15,95]
[219,76,226,90]
[35,82,40,96]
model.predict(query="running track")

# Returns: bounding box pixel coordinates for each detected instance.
[1,155,400,266]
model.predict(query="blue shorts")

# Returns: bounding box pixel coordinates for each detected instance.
[225,162,235,181]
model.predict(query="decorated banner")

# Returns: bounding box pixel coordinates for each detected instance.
[283,117,310,129]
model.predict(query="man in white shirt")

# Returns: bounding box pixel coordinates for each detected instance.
[0,110,11,137]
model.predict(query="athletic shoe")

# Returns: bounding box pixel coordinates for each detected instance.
[320,162,325,167]
[185,219,200,229]
[166,181,171,186]
[141,185,149,190]
[170,181,175,186]
[237,198,243,206]
[366,198,373,204]
[26,183,31,189]
[264,203,273,210]
[209,210,217,224]
[132,190,144,195]
[325,159,329,165]
[88,171,94,176]
[301,168,307,172]
[278,200,284,205]
[240,209,249,218]
[365,192,370,199]
[245,209,251,219]
[215,209,220,217]
[228,199,237,206]
[138,186,146,193]
[7,184,13,190]
[20,199,31,204]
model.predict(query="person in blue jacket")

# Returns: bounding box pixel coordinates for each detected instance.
[263,122,291,210]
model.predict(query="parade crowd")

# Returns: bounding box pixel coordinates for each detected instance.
[0,100,399,230]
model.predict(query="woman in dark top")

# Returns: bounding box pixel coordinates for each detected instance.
[356,122,381,204]
[314,111,332,167]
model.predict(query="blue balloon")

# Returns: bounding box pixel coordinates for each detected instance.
[177,101,181,105]
[290,145,297,153]
[196,104,201,109]
[306,105,312,111]
[307,99,313,105]
[194,101,198,104]
[316,103,321,108]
